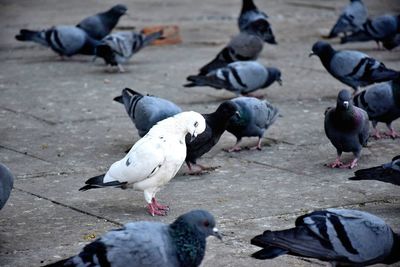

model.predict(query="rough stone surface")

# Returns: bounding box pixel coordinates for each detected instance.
[0,0,399,266]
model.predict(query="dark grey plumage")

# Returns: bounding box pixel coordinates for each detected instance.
[328,0,368,38]
[226,97,279,152]
[95,30,163,72]
[15,26,100,57]
[185,61,282,96]
[310,41,399,93]
[185,101,238,173]
[324,89,369,169]
[349,155,400,186]
[43,210,222,267]
[251,208,400,266]
[238,0,277,44]
[77,4,127,40]
[114,88,182,137]
[0,163,14,210]
[383,34,400,51]
[353,77,400,139]
[341,15,400,49]
[196,33,264,76]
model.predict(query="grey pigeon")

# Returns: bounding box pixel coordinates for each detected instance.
[185,101,239,174]
[349,155,400,186]
[341,15,400,49]
[185,61,282,96]
[324,89,369,169]
[328,0,368,38]
[226,97,279,152]
[0,163,14,210]
[79,111,206,216]
[95,30,163,72]
[77,4,127,40]
[310,41,399,93]
[251,208,400,266]
[238,0,277,44]
[353,77,400,139]
[196,32,264,76]
[113,88,182,137]
[43,210,222,267]
[15,26,100,57]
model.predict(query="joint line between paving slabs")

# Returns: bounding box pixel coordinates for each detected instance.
[14,187,123,227]
[0,144,55,164]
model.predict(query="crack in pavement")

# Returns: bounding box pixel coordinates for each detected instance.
[1,107,57,125]
[0,144,55,164]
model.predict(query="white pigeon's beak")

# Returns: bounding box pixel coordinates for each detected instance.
[343,101,349,109]
[213,227,222,240]
[190,133,197,143]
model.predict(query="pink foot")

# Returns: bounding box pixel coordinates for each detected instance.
[325,159,344,168]
[340,159,358,169]
[383,130,400,139]
[147,203,167,216]
[152,197,169,211]
[226,146,242,152]
[371,129,382,139]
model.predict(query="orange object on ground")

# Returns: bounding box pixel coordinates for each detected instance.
[141,25,182,45]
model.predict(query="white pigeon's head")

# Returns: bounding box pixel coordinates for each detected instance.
[174,111,206,141]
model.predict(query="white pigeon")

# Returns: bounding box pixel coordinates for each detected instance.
[80,111,206,216]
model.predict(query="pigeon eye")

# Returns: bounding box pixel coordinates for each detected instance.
[203,220,210,227]
[194,121,199,127]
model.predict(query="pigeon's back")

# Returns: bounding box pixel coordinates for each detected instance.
[345,0,368,30]
[228,33,263,60]
[0,163,14,210]
[49,26,88,56]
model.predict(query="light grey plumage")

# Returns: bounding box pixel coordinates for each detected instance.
[195,33,264,76]
[353,77,400,139]
[310,41,399,93]
[15,26,100,57]
[43,210,222,267]
[341,15,400,48]
[325,89,369,169]
[114,88,182,137]
[251,208,400,266]
[328,0,368,38]
[95,30,163,72]
[185,61,282,96]
[0,163,14,210]
[226,97,279,151]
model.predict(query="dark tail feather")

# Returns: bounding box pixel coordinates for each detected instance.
[369,68,400,83]
[183,82,197,87]
[185,75,227,89]
[350,166,400,185]
[198,47,231,76]
[15,29,48,46]
[79,174,127,191]
[41,258,70,267]
[251,247,288,259]
[341,31,372,44]
[142,30,164,47]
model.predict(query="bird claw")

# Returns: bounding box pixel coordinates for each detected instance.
[147,198,169,216]
[383,131,400,139]
[225,146,242,153]
[325,160,344,168]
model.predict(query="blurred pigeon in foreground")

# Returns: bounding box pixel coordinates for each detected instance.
[43,210,222,267]
[196,32,264,76]
[327,0,368,38]
[324,89,369,169]
[185,61,282,96]
[114,88,182,137]
[349,155,400,186]
[251,208,400,266]
[341,15,400,49]
[15,26,100,57]
[185,101,239,174]
[226,97,279,152]
[310,41,399,93]
[0,163,14,210]
[77,4,127,40]
[353,77,400,139]
[238,0,277,44]
[96,30,163,72]
[79,111,206,216]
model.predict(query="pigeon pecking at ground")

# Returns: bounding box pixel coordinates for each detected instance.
[324,89,369,169]
[382,34,400,51]
[79,111,206,216]
[226,97,279,152]
[238,0,277,44]
[310,41,399,94]
[195,32,264,76]
[185,101,239,174]
[95,30,163,72]
[77,4,128,40]
[327,0,368,39]
[0,163,14,210]
[42,209,222,267]
[250,208,400,266]
[353,77,400,139]
[114,88,182,137]
[341,14,400,49]
[15,26,100,57]
[185,61,282,96]
[349,155,400,186]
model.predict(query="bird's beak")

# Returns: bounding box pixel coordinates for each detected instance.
[234,111,241,119]
[190,133,197,143]
[343,101,349,109]
[213,227,223,240]
[91,56,97,63]
[309,51,315,57]
[277,78,282,86]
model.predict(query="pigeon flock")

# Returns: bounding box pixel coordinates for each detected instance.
[3,0,399,266]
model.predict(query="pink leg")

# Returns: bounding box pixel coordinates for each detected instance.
[340,158,358,169]
[147,203,167,216]
[325,156,344,168]
[226,140,242,153]
[152,197,169,211]
[249,138,262,151]
[383,127,400,139]
[371,128,382,139]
